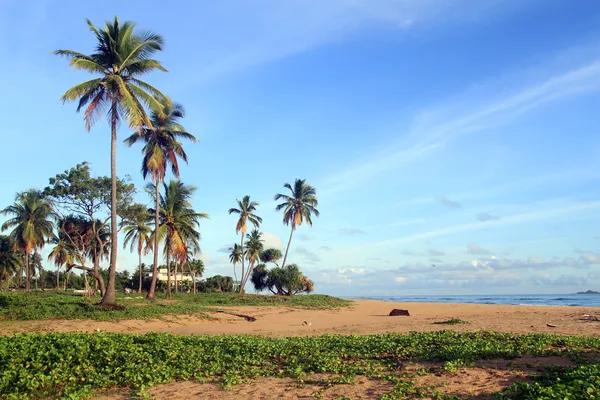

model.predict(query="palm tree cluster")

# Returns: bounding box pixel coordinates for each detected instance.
[227,179,319,294]
[0,17,321,300]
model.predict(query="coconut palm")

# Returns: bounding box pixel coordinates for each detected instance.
[0,235,20,289]
[122,205,153,293]
[48,229,76,290]
[125,101,197,300]
[151,180,208,298]
[241,229,264,292]
[228,243,242,283]
[186,258,205,294]
[274,179,319,268]
[1,190,55,291]
[55,16,168,305]
[228,196,262,293]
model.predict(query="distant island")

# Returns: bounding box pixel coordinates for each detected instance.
[577,290,600,294]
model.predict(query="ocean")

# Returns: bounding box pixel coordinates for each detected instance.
[354,293,600,307]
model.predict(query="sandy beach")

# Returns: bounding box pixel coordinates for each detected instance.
[3,299,600,336]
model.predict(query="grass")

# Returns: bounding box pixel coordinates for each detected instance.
[0,291,350,321]
[0,330,599,399]
[433,318,470,325]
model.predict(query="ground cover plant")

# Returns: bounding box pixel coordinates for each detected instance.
[433,317,470,325]
[0,330,599,399]
[0,292,349,321]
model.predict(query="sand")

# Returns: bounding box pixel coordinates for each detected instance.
[2,299,600,336]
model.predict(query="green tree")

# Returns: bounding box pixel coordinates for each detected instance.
[1,190,55,292]
[121,204,153,293]
[55,16,168,306]
[47,225,76,290]
[0,235,20,289]
[228,243,242,283]
[251,264,314,296]
[44,163,135,296]
[151,180,208,298]
[228,196,262,293]
[241,229,264,292]
[274,179,319,268]
[124,101,197,300]
[186,258,205,294]
[260,248,282,266]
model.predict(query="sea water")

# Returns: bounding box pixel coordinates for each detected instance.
[354,293,600,307]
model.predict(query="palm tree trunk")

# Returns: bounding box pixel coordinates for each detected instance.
[36,250,44,291]
[239,234,245,294]
[166,244,171,298]
[281,225,295,269]
[24,252,30,292]
[56,266,60,290]
[174,259,178,294]
[138,248,143,294]
[101,100,119,306]
[147,181,161,301]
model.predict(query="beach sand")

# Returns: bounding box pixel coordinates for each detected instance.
[3,299,599,336]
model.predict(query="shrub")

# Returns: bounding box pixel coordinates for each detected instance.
[251,264,314,295]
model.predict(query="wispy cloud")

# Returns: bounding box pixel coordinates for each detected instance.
[373,200,600,246]
[436,196,462,209]
[320,56,600,196]
[477,212,500,222]
[178,0,528,84]
[338,227,368,236]
[467,243,493,255]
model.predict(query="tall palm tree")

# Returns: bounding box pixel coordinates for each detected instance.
[152,180,208,298]
[122,206,153,293]
[274,179,320,268]
[125,101,197,300]
[1,190,55,292]
[228,243,242,283]
[228,196,262,293]
[0,235,20,290]
[55,16,168,305]
[242,229,264,292]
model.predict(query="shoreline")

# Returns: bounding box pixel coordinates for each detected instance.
[2,299,599,337]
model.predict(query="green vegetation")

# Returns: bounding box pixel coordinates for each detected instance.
[0,330,598,399]
[433,318,470,325]
[0,292,349,321]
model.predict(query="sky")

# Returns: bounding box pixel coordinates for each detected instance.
[1,0,600,296]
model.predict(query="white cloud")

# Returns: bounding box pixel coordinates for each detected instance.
[262,231,284,250]
[395,276,407,283]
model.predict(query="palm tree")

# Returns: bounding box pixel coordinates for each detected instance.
[1,190,55,292]
[228,243,242,283]
[242,229,264,292]
[55,16,168,305]
[122,205,153,293]
[274,179,320,268]
[48,230,76,290]
[228,196,262,293]
[0,235,20,290]
[152,180,208,298]
[187,258,205,294]
[125,101,197,300]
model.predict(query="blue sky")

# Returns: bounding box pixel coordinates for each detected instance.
[1,0,600,295]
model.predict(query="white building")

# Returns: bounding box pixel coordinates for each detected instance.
[154,268,194,284]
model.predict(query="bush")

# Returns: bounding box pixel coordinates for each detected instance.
[197,275,234,293]
[251,264,314,295]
